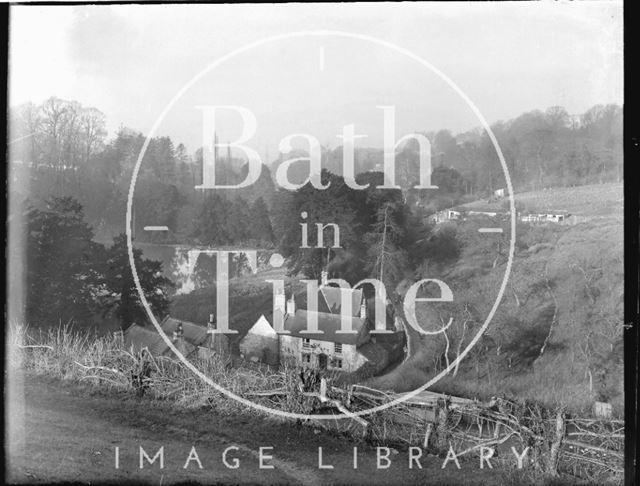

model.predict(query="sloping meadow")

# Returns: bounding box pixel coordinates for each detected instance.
[366,204,623,416]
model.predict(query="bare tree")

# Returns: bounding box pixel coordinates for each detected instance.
[80,107,107,165]
[40,97,69,169]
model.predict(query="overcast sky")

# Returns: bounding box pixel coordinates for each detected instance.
[9,2,623,154]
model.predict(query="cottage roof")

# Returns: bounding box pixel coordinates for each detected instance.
[160,316,209,347]
[317,285,364,316]
[283,310,368,346]
[246,315,278,338]
[123,324,170,356]
[172,339,197,358]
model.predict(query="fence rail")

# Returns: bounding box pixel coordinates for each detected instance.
[312,381,623,483]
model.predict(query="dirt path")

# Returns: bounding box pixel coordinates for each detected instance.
[6,372,500,485]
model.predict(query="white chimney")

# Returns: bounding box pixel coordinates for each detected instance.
[286,295,296,316]
[360,302,367,319]
[321,270,328,287]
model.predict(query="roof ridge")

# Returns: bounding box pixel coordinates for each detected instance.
[318,285,363,316]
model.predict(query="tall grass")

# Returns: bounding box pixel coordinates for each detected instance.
[8,322,307,417]
[8,323,622,483]
[363,344,610,418]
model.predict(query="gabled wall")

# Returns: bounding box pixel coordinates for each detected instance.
[239,316,279,365]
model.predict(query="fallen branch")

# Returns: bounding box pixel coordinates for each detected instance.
[561,451,623,473]
[455,431,516,457]
[303,390,369,428]
[73,361,124,375]
[244,389,287,397]
[563,440,623,458]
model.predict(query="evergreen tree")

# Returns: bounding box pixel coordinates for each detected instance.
[277,170,363,280]
[100,233,173,329]
[196,194,231,245]
[248,197,275,244]
[227,198,251,242]
[363,198,409,291]
[25,197,103,327]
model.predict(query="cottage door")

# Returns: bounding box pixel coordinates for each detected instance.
[318,353,328,370]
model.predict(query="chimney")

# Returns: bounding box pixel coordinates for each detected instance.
[360,302,367,320]
[286,295,296,316]
[321,270,328,287]
[175,322,184,340]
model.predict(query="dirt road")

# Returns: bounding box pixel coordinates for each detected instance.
[6,372,501,485]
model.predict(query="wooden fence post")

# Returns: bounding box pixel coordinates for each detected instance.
[435,398,450,450]
[547,409,566,476]
[424,423,433,449]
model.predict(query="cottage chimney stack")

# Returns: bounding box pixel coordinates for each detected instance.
[286,295,296,316]
[360,302,367,319]
[173,322,184,342]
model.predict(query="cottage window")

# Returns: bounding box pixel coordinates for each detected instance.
[302,353,311,364]
[335,359,343,369]
[334,343,342,354]
[303,338,311,349]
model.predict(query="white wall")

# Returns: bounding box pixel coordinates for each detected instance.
[279,336,368,372]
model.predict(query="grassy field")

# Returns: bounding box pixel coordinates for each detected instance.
[460,182,622,217]
[367,183,624,416]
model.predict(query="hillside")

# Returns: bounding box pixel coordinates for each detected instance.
[459,182,622,218]
[367,183,623,415]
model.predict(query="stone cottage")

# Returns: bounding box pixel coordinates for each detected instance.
[277,282,392,372]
